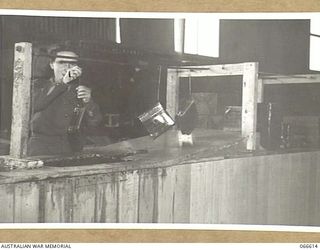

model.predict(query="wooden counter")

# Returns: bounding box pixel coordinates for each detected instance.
[0,129,244,183]
[0,129,319,225]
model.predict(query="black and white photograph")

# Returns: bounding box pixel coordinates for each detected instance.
[0,10,320,227]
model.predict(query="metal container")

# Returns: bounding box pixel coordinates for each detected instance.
[138,102,175,139]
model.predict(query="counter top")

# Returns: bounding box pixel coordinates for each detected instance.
[0,129,316,184]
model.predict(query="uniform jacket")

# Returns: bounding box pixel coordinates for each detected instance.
[28,78,102,156]
[31,78,102,135]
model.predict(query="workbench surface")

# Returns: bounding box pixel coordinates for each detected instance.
[0,128,317,184]
[0,129,249,184]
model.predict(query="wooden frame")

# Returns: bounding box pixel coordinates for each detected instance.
[166,63,320,151]
[166,62,259,150]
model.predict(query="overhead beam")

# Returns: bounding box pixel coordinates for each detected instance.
[171,63,245,77]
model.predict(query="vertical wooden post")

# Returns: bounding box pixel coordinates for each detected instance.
[257,78,264,103]
[9,42,32,158]
[242,62,259,150]
[255,78,264,149]
[166,69,179,118]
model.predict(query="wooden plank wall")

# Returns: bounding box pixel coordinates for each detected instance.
[0,151,320,224]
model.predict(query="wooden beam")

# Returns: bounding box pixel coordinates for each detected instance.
[166,69,180,118]
[261,74,320,85]
[173,63,245,77]
[9,42,32,158]
[242,62,259,151]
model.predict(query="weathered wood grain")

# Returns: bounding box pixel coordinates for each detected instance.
[266,153,284,224]
[244,156,259,224]
[10,42,32,158]
[255,155,270,224]
[0,151,319,225]
[172,164,191,223]
[138,168,159,223]
[0,184,14,222]
[166,69,179,118]
[118,170,139,223]
[42,179,72,223]
[306,151,318,226]
[156,167,176,223]
[95,173,118,223]
[13,182,39,222]
[72,176,96,222]
[189,162,214,223]
[292,152,311,226]
[242,62,259,150]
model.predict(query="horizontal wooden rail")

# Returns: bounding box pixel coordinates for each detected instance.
[261,74,320,85]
